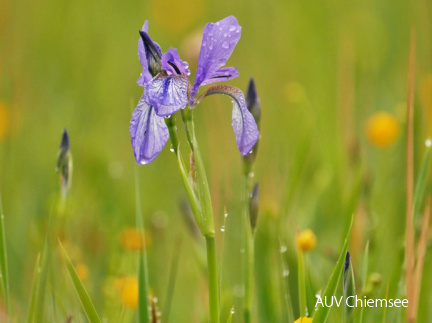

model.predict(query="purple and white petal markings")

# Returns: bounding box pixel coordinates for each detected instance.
[145,72,189,117]
[191,16,242,97]
[129,95,169,164]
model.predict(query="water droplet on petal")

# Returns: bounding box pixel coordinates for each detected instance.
[229,26,236,31]
[222,41,229,49]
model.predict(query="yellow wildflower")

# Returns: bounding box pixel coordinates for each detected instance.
[120,228,148,251]
[294,317,313,323]
[297,229,317,252]
[115,276,138,309]
[75,263,89,281]
[365,112,400,148]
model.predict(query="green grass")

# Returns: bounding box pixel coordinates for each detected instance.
[1,0,432,321]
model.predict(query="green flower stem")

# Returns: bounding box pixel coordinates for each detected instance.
[168,108,219,322]
[298,249,307,317]
[206,235,220,323]
[243,169,254,323]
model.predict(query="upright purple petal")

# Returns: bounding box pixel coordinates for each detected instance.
[146,73,189,117]
[191,16,242,97]
[137,21,162,86]
[129,95,169,164]
[161,48,190,76]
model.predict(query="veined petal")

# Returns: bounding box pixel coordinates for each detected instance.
[146,73,189,117]
[161,48,190,76]
[129,95,169,164]
[199,67,239,87]
[191,16,242,97]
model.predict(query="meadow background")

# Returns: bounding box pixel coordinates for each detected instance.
[0,0,432,321]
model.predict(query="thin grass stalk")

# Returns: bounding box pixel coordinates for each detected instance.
[0,196,10,320]
[358,241,369,323]
[404,28,416,323]
[242,167,254,323]
[135,167,150,323]
[413,197,431,315]
[297,247,307,317]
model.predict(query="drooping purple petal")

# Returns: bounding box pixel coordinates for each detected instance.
[129,95,169,164]
[191,16,242,97]
[231,90,259,156]
[161,48,190,76]
[199,67,239,87]
[145,73,189,117]
[198,85,259,155]
[137,21,163,86]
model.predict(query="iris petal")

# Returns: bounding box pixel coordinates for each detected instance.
[191,16,242,97]
[146,73,189,117]
[137,21,163,86]
[161,48,190,76]
[199,67,239,87]
[129,95,169,164]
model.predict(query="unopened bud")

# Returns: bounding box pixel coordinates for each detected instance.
[139,31,162,76]
[56,129,72,196]
[249,183,259,232]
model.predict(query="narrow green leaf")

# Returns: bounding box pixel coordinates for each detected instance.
[59,242,101,323]
[297,249,307,317]
[33,242,50,323]
[226,307,235,323]
[26,254,40,323]
[313,215,354,322]
[0,196,10,317]
[359,241,369,323]
[176,147,203,233]
[162,240,182,323]
[135,167,150,323]
[343,252,355,323]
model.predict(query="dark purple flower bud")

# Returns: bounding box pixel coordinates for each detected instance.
[249,183,259,232]
[246,77,261,127]
[57,129,72,195]
[139,30,163,77]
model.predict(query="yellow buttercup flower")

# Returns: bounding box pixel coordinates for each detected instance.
[120,228,148,251]
[297,229,317,252]
[365,112,400,148]
[115,275,138,309]
[75,263,89,281]
[294,317,313,323]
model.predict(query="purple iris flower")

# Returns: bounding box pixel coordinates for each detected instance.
[130,16,259,164]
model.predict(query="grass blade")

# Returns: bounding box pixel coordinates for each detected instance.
[59,241,101,323]
[0,196,10,318]
[343,252,355,323]
[297,247,307,317]
[413,142,431,218]
[413,197,431,315]
[358,241,369,323]
[404,28,416,323]
[226,307,235,323]
[26,254,40,323]
[135,167,150,323]
[313,215,354,322]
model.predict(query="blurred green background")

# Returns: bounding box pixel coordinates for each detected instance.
[1,0,432,321]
